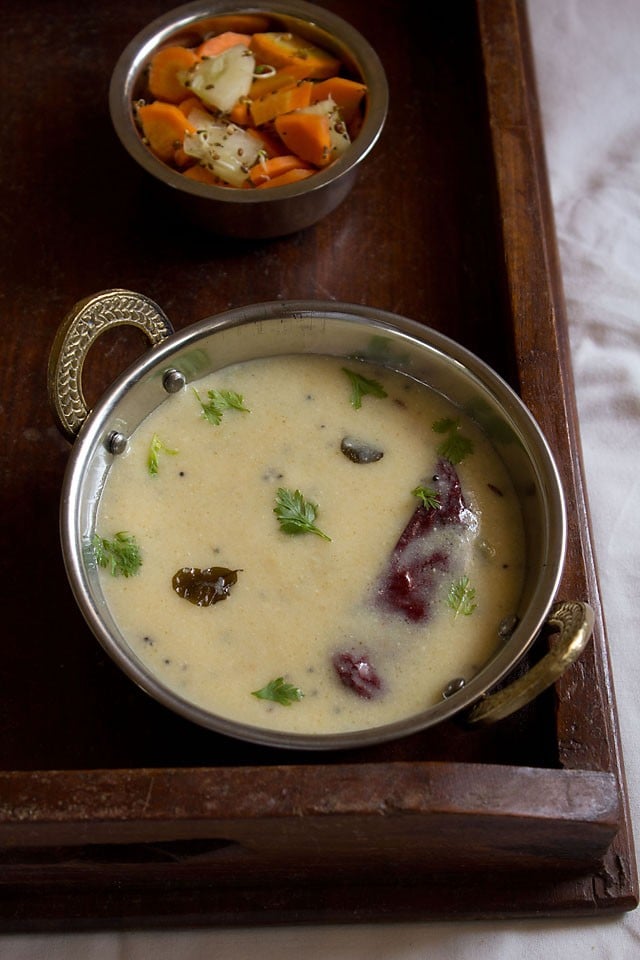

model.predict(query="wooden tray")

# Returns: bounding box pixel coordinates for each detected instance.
[0,0,637,930]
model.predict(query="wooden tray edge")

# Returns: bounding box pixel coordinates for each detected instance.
[476,0,638,908]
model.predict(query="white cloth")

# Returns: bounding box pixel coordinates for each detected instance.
[3,0,639,955]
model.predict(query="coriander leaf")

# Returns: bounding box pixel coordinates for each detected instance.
[432,417,474,464]
[447,576,477,619]
[194,387,249,425]
[147,433,178,476]
[412,485,441,510]
[274,488,332,541]
[342,367,388,409]
[432,417,459,434]
[438,432,474,464]
[92,531,142,577]
[252,677,304,706]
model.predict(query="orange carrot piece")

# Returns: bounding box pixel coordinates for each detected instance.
[255,167,315,189]
[248,153,313,186]
[196,31,251,58]
[245,126,287,158]
[310,77,367,124]
[147,46,199,103]
[274,111,332,167]
[250,32,341,79]
[137,101,197,162]
[177,96,203,118]
[173,144,192,168]
[182,163,219,184]
[248,64,311,99]
[229,98,252,126]
[249,80,313,127]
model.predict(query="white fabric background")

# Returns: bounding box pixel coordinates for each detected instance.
[3,0,639,955]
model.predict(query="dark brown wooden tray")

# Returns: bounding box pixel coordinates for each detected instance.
[0,0,637,930]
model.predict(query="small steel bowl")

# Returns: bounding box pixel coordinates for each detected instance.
[48,291,594,751]
[109,0,388,238]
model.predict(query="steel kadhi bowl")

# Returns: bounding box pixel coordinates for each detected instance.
[48,290,594,750]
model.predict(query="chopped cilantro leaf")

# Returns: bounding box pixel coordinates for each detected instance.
[342,368,388,409]
[432,417,474,464]
[92,532,142,577]
[252,677,304,706]
[412,485,441,509]
[194,387,249,425]
[274,488,331,541]
[147,433,178,476]
[447,576,477,618]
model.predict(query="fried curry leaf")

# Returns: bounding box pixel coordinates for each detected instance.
[172,565,239,606]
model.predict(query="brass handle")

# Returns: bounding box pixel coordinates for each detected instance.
[466,600,594,726]
[47,288,174,441]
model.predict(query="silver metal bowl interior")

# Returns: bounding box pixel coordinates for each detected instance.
[60,301,567,751]
[108,0,389,238]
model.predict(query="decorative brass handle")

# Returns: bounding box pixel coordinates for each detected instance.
[466,600,594,725]
[47,288,174,441]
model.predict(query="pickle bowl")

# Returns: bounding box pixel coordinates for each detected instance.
[108,0,388,238]
[48,290,594,751]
